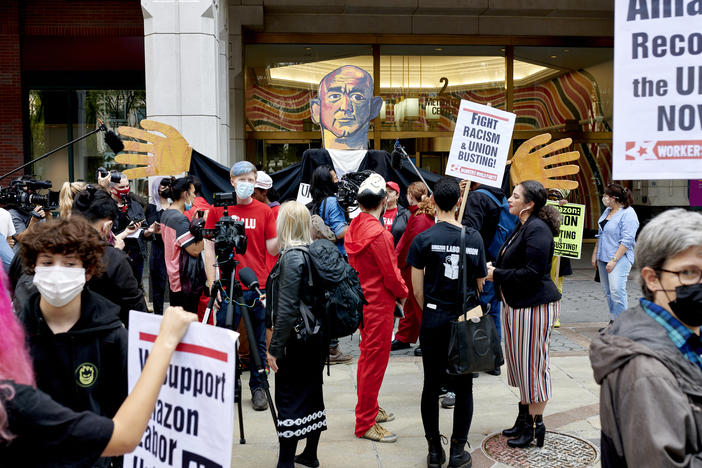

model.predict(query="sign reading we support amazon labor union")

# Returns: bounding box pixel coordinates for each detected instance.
[547,201,586,259]
[613,0,702,180]
[126,311,238,468]
[446,100,515,188]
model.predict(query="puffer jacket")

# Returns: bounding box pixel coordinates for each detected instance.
[267,248,317,360]
[589,302,702,467]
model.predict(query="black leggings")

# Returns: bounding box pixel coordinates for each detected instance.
[277,431,321,468]
[420,324,474,441]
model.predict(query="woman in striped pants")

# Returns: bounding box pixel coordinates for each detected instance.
[486,180,562,449]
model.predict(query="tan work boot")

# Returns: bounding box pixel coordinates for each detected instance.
[376,406,395,423]
[328,345,352,364]
[362,423,398,443]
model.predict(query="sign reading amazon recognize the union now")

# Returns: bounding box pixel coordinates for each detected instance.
[446,101,515,188]
[126,311,238,468]
[613,0,702,180]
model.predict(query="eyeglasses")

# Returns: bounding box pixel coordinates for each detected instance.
[657,267,702,286]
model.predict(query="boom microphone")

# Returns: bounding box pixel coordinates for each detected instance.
[98,119,125,154]
[239,267,264,299]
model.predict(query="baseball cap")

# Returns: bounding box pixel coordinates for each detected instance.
[255,171,273,190]
[358,173,386,197]
[385,181,400,194]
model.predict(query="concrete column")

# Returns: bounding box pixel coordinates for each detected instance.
[141,0,229,164]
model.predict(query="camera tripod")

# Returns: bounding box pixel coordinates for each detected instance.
[203,254,278,444]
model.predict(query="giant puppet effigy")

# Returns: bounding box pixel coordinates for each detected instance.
[113,65,580,202]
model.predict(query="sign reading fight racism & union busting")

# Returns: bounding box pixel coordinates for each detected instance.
[613,0,702,180]
[446,101,516,188]
[546,201,586,259]
[126,311,238,468]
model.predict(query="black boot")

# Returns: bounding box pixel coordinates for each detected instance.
[426,435,446,468]
[502,402,529,437]
[507,414,546,448]
[447,438,472,468]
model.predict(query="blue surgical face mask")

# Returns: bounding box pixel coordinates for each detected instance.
[236,181,255,200]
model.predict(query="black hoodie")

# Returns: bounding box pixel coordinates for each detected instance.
[18,288,128,420]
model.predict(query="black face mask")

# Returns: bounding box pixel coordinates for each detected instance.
[669,283,702,327]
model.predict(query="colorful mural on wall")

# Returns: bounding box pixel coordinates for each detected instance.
[245,69,611,229]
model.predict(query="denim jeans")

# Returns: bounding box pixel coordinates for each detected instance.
[597,258,632,320]
[217,289,267,393]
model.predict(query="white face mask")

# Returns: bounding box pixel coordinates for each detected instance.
[33,266,86,307]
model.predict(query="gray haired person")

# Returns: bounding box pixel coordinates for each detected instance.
[590,208,702,467]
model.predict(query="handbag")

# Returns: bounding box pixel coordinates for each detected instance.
[446,227,505,376]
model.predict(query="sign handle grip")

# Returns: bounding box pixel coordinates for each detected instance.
[457,182,471,223]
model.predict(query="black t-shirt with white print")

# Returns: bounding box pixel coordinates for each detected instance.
[407,222,487,328]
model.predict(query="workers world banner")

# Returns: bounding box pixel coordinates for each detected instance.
[613,0,702,180]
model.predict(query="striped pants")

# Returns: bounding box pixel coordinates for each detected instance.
[502,301,560,404]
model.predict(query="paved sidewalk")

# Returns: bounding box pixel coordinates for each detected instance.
[229,270,615,467]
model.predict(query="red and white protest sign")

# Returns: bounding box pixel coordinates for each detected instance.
[446,101,515,187]
[613,0,702,180]
[125,311,238,468]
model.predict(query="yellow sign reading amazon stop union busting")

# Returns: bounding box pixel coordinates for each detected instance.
[547,201,585,260]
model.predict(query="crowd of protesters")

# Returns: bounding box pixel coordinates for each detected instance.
[0,157,700,468]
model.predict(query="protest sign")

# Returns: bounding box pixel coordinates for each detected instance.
[126,311,238,468]
[446,100,515,188]
[547,201,586,259]
[613,0,702,180]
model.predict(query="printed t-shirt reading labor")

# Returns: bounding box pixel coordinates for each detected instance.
[204,198,276,289]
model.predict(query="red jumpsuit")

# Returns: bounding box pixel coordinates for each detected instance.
[346,212,408,437]
[394,206,435,344]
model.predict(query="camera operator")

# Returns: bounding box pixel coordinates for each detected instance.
[105,171,147,287]
[160,176,206,314]
[204,161,279,412]
[4,176,48,242]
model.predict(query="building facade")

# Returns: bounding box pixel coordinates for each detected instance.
[1,1,697,230]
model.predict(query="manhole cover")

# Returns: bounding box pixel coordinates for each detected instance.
[481,431,599,467]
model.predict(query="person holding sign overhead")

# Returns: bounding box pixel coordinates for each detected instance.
[0,262,197,468]
[592,184,639,323]
[486,180,561,449]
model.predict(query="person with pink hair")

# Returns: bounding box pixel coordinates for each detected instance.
[0,267,197,466]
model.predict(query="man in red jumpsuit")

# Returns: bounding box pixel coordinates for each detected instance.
[345,172,408,443]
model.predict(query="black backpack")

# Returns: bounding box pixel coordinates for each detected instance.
[294,240,366,339]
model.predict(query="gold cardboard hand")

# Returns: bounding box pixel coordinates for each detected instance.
[509,134,581,190]
[114,120,193,179]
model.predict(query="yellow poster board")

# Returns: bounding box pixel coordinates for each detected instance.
[547,201,585,259]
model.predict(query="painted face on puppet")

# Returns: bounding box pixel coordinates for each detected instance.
[317,66,375,138]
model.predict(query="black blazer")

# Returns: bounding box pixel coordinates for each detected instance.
[494,216,561,309]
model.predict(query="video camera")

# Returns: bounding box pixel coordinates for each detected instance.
[0,177,58,212]
[193,192,247,262]
[336,170,373,212]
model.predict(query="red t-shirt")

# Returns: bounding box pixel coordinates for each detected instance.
[205,199,276,289]
[382,207,398,232]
